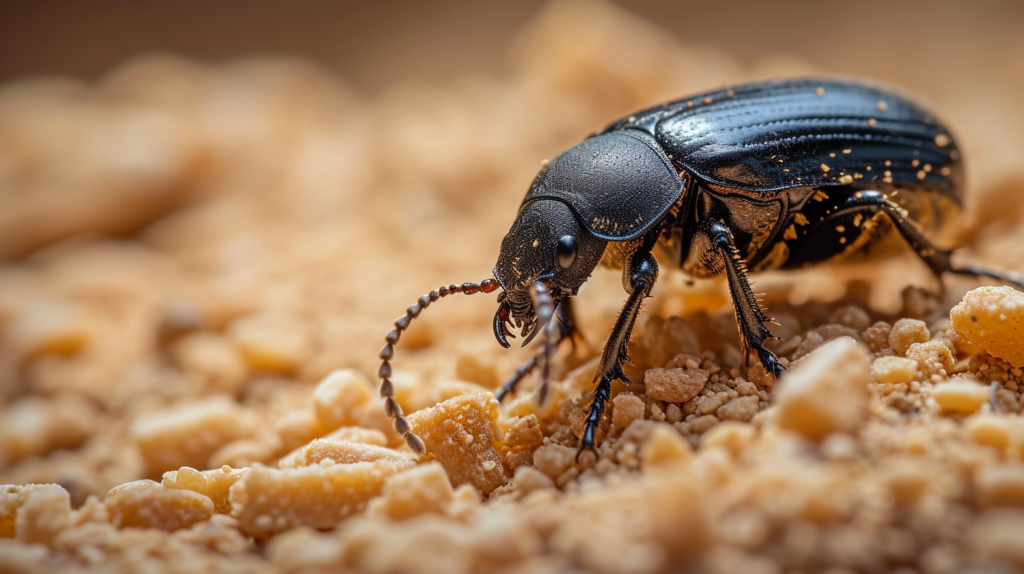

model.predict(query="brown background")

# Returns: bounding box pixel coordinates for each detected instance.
[2,0,1022,96]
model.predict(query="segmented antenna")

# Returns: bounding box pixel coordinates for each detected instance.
[378,278,500,455]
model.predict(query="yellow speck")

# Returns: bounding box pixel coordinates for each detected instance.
[940,166,952,176]
[935,134,950,147]
[877,101,888,112]
[924,164,932,172]
[885,160,892,166]
[815,87,825,96]
[726,89,734,97]
[796,177,802,181]
[853,214,864,227]
[782,168,790,172]
[829,152,836,158]
[843,149,852,154]
[838,174,854,184]
[532,240,539,248]
[812,190,830,202]
[883,177,893,183]
[820,163,831,173]
[866,166,872,171]
[868,118,877,127]
[836,225,846,233]
[912,159,920,167]
[703,96,713,104]
[917,170,926,180]
[778,159,784,163]
[840,237,847,244]
[854,173,863,179]
[784,224,798,240]
[884,170,892,177]
[795,213,809,225]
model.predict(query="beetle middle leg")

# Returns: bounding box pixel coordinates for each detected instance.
[579,249,659,455]
[692,219,785,377]
[495,298,581,402]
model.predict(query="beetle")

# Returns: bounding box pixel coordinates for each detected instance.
[376,77,1023,457]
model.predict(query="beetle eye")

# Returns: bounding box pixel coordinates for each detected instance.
[557,235,577,268]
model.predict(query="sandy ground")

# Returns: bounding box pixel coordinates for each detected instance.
[4,1,1024,572]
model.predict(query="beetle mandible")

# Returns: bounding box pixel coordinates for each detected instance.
[376,77,1024,456]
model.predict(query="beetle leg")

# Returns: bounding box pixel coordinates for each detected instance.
[579,250,659,457]
[495,298,580,402]
[700,220,785,378]
[782,190,1024,290]
[872,194,1024,290]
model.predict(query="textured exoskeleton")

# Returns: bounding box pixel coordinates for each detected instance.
[378,78,1022,456]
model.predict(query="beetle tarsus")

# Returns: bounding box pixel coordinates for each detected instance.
[950,266,1024,291]
[578,377,613,460]
[757,345,786,378]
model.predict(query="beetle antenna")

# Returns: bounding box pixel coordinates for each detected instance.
[378,278,500,456]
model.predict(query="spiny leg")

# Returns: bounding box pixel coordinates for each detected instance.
[579,249,659,456]
[701,219,784,377]
[495,298,580,402]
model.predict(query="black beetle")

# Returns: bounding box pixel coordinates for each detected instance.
[377,77,1023,456]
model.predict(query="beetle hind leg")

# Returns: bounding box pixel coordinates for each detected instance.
[948,265,1024,290]
[782,189,1024,291]
[889,206,1024,289]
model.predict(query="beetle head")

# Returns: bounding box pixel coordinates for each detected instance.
[492,199,606,347]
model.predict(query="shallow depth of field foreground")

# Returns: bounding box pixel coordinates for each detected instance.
[5,2,1024,573]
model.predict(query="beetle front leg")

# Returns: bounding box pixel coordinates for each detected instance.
[580,250,659,455]
[700,220,785,378]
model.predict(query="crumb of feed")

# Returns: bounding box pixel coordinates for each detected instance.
[3,2,1024,573]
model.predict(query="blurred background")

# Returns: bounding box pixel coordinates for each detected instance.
[4,0,1024,96]
[2,0,1024,499]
